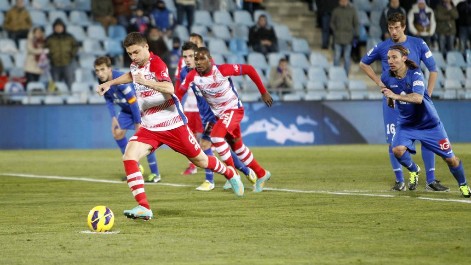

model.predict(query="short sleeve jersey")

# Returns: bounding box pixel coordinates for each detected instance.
[130,52,187,131]
[181,64,243,118]
[381,68,440,129]
[103,70,141,123]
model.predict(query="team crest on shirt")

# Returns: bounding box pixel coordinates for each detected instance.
[161,70,169,78]
[233,64,240,73]
[439,138,451,151]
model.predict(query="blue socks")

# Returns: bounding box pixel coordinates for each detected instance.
[231,150,249,176]
[396,151,419,172]
[203,148,214,183]
[146,153,159,175]
[449,161,467,186]
[421,145,436,184]
[389,146,404,182]
[116,137,128,154]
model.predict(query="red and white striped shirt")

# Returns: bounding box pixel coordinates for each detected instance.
[131,53,186,131]
[181,64,267,118]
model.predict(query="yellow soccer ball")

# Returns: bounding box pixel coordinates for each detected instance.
[87,206,114,232]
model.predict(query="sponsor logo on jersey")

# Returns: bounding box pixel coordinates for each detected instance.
[233,64,239,73]
[425,51,432,58]
[391,85,398,88]
[412,80,424,87]
[413,71,422,76]
[439,138,451,151]
[161,70,169,79]
[366,47,374,56]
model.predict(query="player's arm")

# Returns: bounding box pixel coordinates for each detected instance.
[420,44,438,97]
[175,69,193,100]
[120,84,141,125]
[97,72,133,95]
[220,64,273,107]
[359,62,384,88]
[134,73,175,94]
[426,71,437,97]
[382,88,423,104]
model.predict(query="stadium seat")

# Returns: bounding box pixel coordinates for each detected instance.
[325,89,350,100]
[0,0,11,11]
[306,80,325,91]
[174,25,189,41]
[357,10,370,26]
[289,53,310,70]
[54,81,69,93]
[277,39,291,55]
[309,52,331,70]
[211,25,231,41]
[75,0,91,11]
[69,10,91,27]
[82,38,106,56]
[368,25,382,39]
[446,51,467,68]
[108,25,127,42]
[348,80,368,100]
[22,96,44,105]
[190,24,209,39]
[229,38,249,57]
[4,81,26,104]
[79,54,96,70]
[372,0,389,11]
[44,95,64,104]
[104,39,124,57]
[291,38,311,55]
[26,81,46,93]
[14,53,25,68]
[274,25,293,43]
[75,68,95,83]
[370,11,382,23]
[268,52,285,67]
[424,68,445,88]
[327,80,347,90]
[430,52,446,71]
[67,25,87,41]
[304,90,325,100]
[208,39,231,55]
[441,89,458,99]
[88,95,105,104]
[0,53,14,71]
[53,0,74,10]
[32,0,54,11]
[247,52,269,72]
[225,54,245,64]
[328,66,348,84]
[353,0,372,11]
[210,53,225,64]
[0,39,18,54]
[239,92,260,102]
[282,91,304,101]
[307,67,327,85]
[65,95,88,104]
[87,24,108,41]
[9,67,25,78]
[444,79,463,90]
[213,10,233,26]
[232,24,249,42]
[48,10,69,24]
[194,10,213,27]
[445,66,465,84]
[292,67,307,87]
[233,10,253,27]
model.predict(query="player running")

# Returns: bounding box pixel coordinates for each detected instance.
[96,33,244,220]
[180,47,273,192]
[94,56,161,183]
[359,13,449,192]
[177,41,257,191]
[381,45,471,198]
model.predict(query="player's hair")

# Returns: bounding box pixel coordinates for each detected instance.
[196,46,210,56]
[189,33,203,43]
[387,12,406,27]
[94,56,112,67]
[388,45,418,76]
[123,32,147,48]
[181,41,198,52]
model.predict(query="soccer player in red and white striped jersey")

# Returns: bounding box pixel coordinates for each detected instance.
[180,47,273,193]
[96,33,245,220]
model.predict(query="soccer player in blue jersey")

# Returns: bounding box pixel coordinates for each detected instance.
[380,45,471,198]
[359,12,449,192]
[176,42,257,191]
[94,56,161,183]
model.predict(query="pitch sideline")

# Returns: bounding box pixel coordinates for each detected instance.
[1,173,471,204]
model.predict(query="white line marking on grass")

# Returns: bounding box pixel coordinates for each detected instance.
[79,230,120,234]
[2,173,471,204]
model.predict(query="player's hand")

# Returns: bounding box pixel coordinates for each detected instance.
[133,73,147,86]
[261,92,273,107]
[381,87,396,100]
[387,97,395,108]
[96,83,110,96]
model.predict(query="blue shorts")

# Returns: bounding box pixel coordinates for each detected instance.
[392,122,454,158]
[117,111,135,130]
[201,121,214,142]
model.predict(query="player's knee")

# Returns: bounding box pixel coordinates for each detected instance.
[444,156,460,167]
[113,130,126,140]
[392,146,406,157]
[200,139,212,150]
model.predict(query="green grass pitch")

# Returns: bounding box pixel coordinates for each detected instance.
[1,144,471,265]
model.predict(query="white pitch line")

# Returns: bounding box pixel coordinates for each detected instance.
[2,173,471,204]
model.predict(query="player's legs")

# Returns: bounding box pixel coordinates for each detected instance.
[112,127,128,154]
[122,140,155,219]
[210,113,236,168]
[391,128,421,191]
[382,101,404,189]
[145,152,161,183]
[421,145,436,184]
[195,137,215,191]
[182,111,203,175]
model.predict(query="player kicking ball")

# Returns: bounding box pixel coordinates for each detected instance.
[96,32,244,220]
